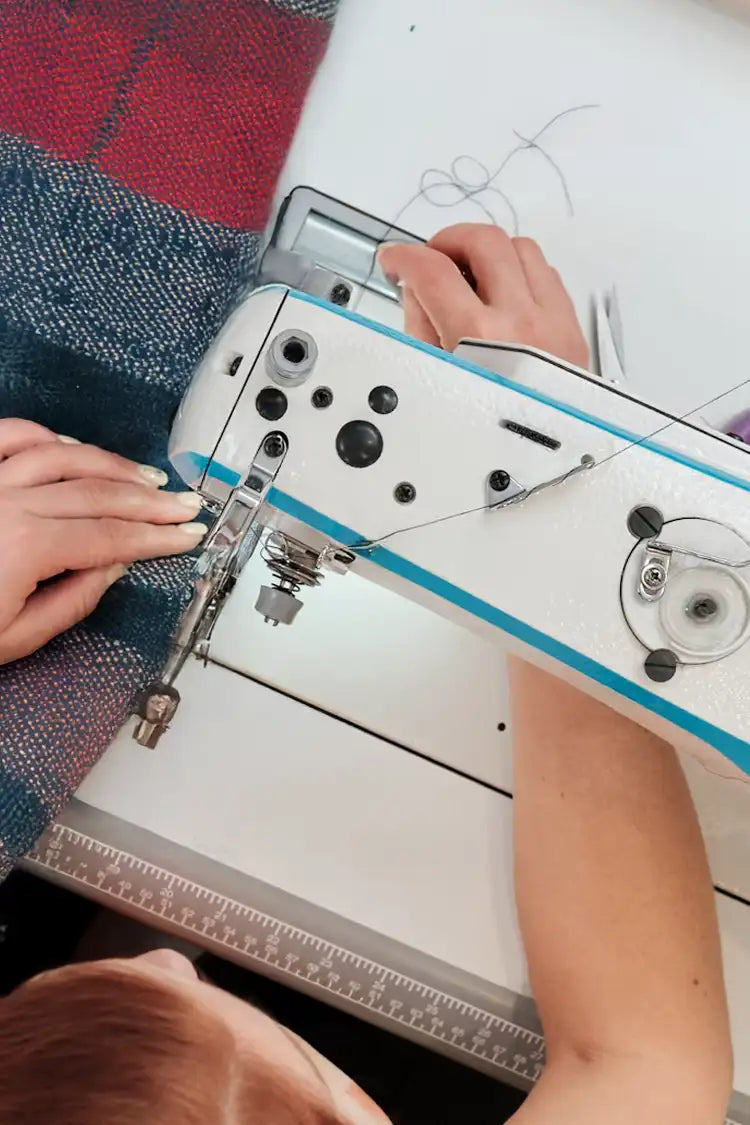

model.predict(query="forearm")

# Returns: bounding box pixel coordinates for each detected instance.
[509,660,731,1096]
[512,1053,724,1125]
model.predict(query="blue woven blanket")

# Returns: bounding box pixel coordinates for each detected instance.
[0,0,338,876]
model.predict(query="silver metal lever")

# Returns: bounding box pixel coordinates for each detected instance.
[647,539,750,571]
[133,434,288,748]
[637,534,750,604]
[490,455,595,511]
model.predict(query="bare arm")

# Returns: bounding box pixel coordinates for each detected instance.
[507,661,732,1124]
[378,228,733,1124]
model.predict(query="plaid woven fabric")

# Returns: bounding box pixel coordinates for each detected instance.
[0,0,339,877]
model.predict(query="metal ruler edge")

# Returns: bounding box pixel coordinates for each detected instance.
[22,799,750,1125]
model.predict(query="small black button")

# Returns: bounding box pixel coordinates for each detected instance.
[369,386,398,415]
[644,649,678,683]
[336,420,383,468]
[627,505,664,540]
[256,386,288,421]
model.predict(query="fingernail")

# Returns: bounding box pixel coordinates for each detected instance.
[57,434,81,444]
[105,564,128,587]
[139,465,169,487]
[376,247,401,284]
[179,522,208,541]
[175,491,203,511]
[377,241,399,257]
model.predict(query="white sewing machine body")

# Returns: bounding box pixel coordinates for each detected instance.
[166,284,750,780]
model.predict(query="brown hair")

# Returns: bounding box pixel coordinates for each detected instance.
[0,961,342,1124]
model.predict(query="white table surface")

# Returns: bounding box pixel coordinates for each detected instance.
[77,0,750,1100]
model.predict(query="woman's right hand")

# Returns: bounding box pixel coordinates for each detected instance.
[378,223,589,368]
[0,418,207,664]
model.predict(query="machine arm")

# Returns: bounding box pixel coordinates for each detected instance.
[133,284,750,783]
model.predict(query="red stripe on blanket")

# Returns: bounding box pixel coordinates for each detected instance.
[99,1,330,228]
[0,2,148,158]
[0,0,330,229]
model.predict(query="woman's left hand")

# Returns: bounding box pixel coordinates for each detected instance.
[0,418,206,664]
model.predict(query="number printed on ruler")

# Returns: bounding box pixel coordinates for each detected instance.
[29,825,544,1085]
[26,825,746,1125]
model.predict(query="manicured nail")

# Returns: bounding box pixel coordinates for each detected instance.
[139,465,169,487]
[57,434,81,444]
[179,521,208,541]
[105,564,128,587]
[175,491,203,511]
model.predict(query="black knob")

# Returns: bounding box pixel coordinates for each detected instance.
[336,420,383,468]
[644,649,678,683]
[368,386,398,415]
[627,505,664,540]
[256,386,288,421]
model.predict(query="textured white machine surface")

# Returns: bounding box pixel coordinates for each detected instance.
[75,0,750,1098]
[176,287,750,778]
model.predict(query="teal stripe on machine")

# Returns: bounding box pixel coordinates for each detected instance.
[266,486,750,777]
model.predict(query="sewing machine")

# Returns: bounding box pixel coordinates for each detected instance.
[24,187,750,1124]
[132,200,750,784]
[24,0,750,1112]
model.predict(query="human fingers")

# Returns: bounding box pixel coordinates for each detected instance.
[0,441,168,488]
[547,266,584,318]
[0,418,59,460]
[23,479,203,522]
[510,237,561,306]
[401,286,440,347]
[39,517,208,577]
[538,265,590,367]
[427,224,528,306]
[0,566,127,664]
[377,243,486,350]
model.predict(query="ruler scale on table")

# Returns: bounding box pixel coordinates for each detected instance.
[25,814,749,1125]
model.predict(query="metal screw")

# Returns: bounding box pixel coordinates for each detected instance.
[329,282,351,306]
[145,694,176,722]
[643,564,666,591]
[394,482,416,504]
[488,470,511,493]
[311,386,333,409]
[263,433,286,459]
